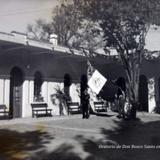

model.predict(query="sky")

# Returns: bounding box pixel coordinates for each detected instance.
[146,26,160,51]
[0,0,160,51]
[0,0,59,33]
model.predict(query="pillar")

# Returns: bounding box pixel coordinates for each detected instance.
[42,81,48,102]
[4,79,10,110]
[0,79,4,104]
[22,80,29,117]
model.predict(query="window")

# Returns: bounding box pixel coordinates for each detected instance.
[64,73,72,101]
[34,71,43,102]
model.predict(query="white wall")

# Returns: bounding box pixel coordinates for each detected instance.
[0,79,4,104]
[148,78,156,113]
[88,88,98,112]
[22,80,71,117]
[44,82,81,116]
[42,81,48,102]
[70,83,80,103]
[47,82,64,115]
[0,76,158,117]
[0,78,10,111]
[4,79,10,110]
[22,80,34,117]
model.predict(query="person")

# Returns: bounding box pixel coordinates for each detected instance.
[124,97,131,118]
[117,88,125,118]
[114,94,119,112]
[81,88,90,119]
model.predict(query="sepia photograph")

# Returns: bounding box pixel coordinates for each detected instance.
[0,0,160,159]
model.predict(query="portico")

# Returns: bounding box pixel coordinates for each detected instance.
[0,31,159,118]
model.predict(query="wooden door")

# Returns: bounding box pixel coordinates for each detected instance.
[139,75,148,112]
[10,67,23,118]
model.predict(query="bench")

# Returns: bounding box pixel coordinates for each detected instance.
[94,101,107,112]
[31,102,52,118]
[0,104,9,119]
[67,102,80,115]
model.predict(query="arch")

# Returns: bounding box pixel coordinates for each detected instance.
[80,74,88,92]
[116,77,126,92]
[138,75,148,111]
[64,73,72,87]
[34,71,43,101]
[80,74,88,103]
[64,73,72,101]
[9,67,24,118]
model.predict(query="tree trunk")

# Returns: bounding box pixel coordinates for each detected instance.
[129,101,138,119]
[121,52,140,120]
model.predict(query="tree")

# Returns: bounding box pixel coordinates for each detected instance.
[27,19,53,41]
[27,1,104,52]
[74,0,160,119]
[51,3,83,46]
[27,0,160,119]
[27,3,83,47]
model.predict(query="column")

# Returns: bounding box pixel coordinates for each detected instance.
[42,81,48,102]
[0,79,4,104]
[4,79,10,110]
[29,80,34,103]
[155,78,159,107]
[22,80,29,117]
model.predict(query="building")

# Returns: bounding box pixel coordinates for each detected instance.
[0,30,159,118]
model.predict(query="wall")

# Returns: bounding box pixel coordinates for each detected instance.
[0,78,10,112]
[22,80,34,117]
[1,46,160,117]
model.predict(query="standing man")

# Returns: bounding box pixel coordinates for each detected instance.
[82,88,90,118]
[80,74,90,119]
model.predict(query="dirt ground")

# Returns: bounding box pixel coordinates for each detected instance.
[0,112,160,160]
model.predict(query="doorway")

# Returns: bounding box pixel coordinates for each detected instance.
[138,75,148,112]
[116,77,126,92]
[9,67,23,118]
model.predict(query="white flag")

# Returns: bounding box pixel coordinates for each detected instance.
[88,70,107,94]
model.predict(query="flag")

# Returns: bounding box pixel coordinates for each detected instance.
[88,69,107,95]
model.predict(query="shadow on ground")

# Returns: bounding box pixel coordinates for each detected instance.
[1,118,160,160]
[31,144,82,160]
[32,119,160,160]
[0,128,53,160]
[74,119,160,160]
[94,112,115,117]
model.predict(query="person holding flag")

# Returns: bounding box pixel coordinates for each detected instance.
[87,60,107,96]
[86,60,119,113]
[81,88,90,119]
[80,74,90,119]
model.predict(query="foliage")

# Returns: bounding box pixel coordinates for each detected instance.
[52,85,71,102]
[28,0,160,119]
[34,94,44,102]
[51,85,71,115]
[152,106,160,114]
[27,19,53,41]
[74,0,160,119]
[27,1,104,53]
[52,3,83,46]
[27,3,82,47]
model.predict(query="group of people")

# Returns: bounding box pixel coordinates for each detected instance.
[80,84,129,119]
